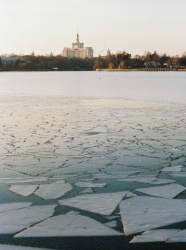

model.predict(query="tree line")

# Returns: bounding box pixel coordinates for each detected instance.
[94,51,186,70]
[0,51,186,71]
[0,55,95,71]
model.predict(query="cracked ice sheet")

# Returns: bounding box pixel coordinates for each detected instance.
[136,183,186,199]
[0,202,32,213]
[167,229,186,242]
[59,191,128,216]
[130,229,180,243]
[75,182,107,188]
[34,182,72,200]
[15,213,123,237]
[119,196,186,236]
[0,205,56,234]
[0,246,53,250]
[9,185,39,196]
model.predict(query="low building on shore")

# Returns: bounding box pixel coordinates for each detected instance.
[0,57,25,65]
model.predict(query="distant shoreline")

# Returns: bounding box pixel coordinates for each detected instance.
[1,68,186,72]
[96,68,186,72]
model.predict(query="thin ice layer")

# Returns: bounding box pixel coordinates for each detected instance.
[59,191,128,215]
[0,205,56,234]
[34,182,72,200]
[136,183,185,199]
[15,213,122,237]
[130,229,180,243]
[119,196,186,235]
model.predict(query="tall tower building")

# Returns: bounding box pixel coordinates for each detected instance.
[63,33,93,58]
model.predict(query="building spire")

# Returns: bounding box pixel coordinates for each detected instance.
[76,31,79,43]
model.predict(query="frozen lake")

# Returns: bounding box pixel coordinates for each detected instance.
[0,72,186,250]
[0,71,186,103]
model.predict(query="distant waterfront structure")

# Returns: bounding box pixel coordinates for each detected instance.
[0,57,25,65]
[63,33,93,59]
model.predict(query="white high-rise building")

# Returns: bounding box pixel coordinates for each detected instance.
[63,33,93,59]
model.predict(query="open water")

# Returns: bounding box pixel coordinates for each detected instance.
[0,71,186,103]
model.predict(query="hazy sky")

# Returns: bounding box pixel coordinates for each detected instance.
[1,0,186,56]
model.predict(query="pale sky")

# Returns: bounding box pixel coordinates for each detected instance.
[1,0,186,56]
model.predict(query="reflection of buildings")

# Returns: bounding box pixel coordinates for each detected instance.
[63,33,93,58]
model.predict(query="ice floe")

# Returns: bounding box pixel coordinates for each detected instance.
[167,229,186,242]
[15,213,123,237]
[34,182,73,200]
[0,205,56,234]
[136,183,186,199]
[75,181,106,188]
[130,229,180,243]
[9,185,39,196]
[119,196,186,235]
[59,191,128,215]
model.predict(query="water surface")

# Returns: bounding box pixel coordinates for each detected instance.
[0,71,186,103]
